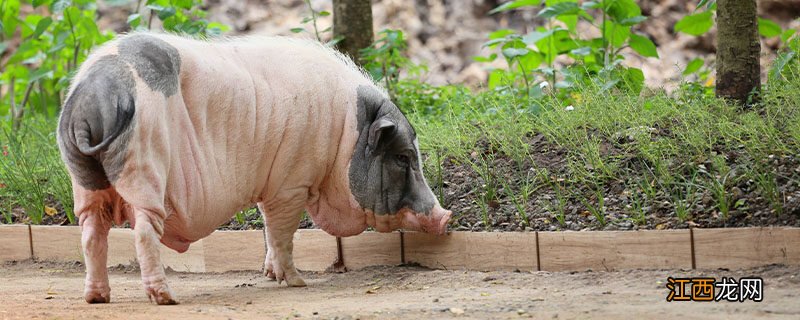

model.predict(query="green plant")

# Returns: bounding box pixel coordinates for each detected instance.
[132,0,228,36]
[360,29,425,101]
[502,168,539,227]
[578,186,607,227]
[290,0,342,46]
[754,170,783,215]
[628,190,646,226]
[1,0,115,127]
[0,117,73,224]
[479,0,657,99]
[676,1,798,83]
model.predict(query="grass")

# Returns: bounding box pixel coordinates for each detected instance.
[2,64,800,230]
[405,62,800,230]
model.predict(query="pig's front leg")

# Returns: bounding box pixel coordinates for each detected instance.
[258,202,306,287]
[80,212,112,303]
[132,208,177,305]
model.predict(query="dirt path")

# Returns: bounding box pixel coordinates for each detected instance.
[0,261,798,319]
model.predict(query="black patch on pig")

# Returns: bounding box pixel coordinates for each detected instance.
[118,34,181,97]
[57,55,136,190]
[349,86,435,215]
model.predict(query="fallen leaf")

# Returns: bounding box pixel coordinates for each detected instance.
[655,223,666,230]
[366,286,381,294]
[44,206,57,216]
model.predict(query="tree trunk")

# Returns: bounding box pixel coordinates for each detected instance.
[716,0,761,105]
[333,0,374,66]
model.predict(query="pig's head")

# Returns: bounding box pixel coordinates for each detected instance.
[348,85,452,235]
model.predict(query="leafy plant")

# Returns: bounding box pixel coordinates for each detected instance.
[360,29,424,101]
[133,0,229,36]
[676,1,798,83]
[290,0,342,46]
[479,0,657,99]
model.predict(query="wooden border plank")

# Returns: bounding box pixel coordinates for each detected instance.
[202,230,264,272]
[106,228,136,267]
[341,231,401,270]
[404,232,468,269]
[693,227,800,269]
[293,229,337,272]
[538,229,692,271]
[0,225,32,261]
[30,225,83,262]
[465,232,538,271]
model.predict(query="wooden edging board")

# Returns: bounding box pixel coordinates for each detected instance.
[1,225,798,272]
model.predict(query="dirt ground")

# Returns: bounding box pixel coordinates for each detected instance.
[0,261,798,319]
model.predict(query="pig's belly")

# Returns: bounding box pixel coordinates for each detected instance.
[158,201,247,253]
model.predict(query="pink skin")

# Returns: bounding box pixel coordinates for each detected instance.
[64,33,451,305]
[364,206,453,235]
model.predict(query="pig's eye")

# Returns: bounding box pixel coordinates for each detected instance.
[395,154,410,167]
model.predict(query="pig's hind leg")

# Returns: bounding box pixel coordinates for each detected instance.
[258,198,307,287]
[130,206,178,305]
[74,185,116,304]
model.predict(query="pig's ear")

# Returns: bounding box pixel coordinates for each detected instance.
[368,118,396,151]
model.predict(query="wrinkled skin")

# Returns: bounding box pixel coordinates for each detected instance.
[57,32,451,305]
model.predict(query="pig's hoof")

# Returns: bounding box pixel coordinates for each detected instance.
[145,284,178,305]
[84,283,111,304]
[286,276,307,287]
[84,291,111,304]
[264,269,277,281]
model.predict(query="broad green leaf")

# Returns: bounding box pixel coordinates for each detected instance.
[623,67,645,94]
[600,78,620,92]
[290,27,305,33]
[473,53,498,63]
[570,46,591,56]
[770,51,796,80]
[32,0,49,8]
[781,29,797,43]
[483,38,508,48]
[603,21,630,47]
[489,29,516,40]
[581,1,600,10]
[629,34,658,58]
[758,18,781,38]
[174,0,193,9]
[683,58,704,75]
[32,17,52,39]
[154,6,176,20]
[537,2,580,19]
[674,11,713,36]
[517,51,543,70]
[28,68,53,82]
[106,0,136,6]
[489,0,542,14]
[619,15,647,26]
[522,28,558,45]
[318,11,331,17]
[487,69,508,89]
[52,0,72,13]
[127,13,141,24]
[606,0,640,22]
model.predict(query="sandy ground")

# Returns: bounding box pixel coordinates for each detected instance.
[0,261,798,320]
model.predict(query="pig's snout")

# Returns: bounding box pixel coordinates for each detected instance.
[402,206,452,235]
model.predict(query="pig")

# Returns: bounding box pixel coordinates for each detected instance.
[56,32,452,305]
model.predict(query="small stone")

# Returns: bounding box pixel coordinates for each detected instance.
[449,307,465,315]
[517,309,527,315]
[245,300,252,305]
[433,298,439,303]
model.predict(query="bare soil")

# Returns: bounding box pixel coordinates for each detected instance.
[1,260,798,319]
